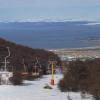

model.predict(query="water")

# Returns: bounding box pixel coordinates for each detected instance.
[0,22,100,49]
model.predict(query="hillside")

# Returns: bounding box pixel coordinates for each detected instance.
[0,38,60,74]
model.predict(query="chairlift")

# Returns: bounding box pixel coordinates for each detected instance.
[47,60,57,74]
[0,47,13,85]
[22,59,28,75]
[32,57,41,76]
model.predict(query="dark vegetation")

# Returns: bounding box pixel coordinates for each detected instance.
[0,38,60,84]
[0,38,60,73]
[59,59,100,100]
[9,72,23,85]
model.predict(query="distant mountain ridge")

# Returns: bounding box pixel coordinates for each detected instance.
[0,21,100,30]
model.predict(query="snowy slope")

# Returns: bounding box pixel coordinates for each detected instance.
[0,74,94,100]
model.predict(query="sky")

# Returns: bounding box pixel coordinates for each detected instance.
[0,0,100,22]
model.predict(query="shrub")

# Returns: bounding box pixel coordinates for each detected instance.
[44,84,52,89]
[58,58,100,100]
[10,72,23,85]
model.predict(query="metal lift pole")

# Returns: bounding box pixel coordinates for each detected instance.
[4,47,10,71]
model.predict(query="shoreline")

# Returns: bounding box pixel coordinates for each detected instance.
[49,46,100,58]
[48,46,100,51]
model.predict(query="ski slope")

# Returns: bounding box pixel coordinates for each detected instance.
[0,74,94,100]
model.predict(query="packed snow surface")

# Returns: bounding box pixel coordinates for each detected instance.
[0,74,93,100]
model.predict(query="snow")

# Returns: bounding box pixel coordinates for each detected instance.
[0,74,94,100]
[0,71,13,85]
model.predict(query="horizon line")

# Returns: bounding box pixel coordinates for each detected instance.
[0,18,99,23]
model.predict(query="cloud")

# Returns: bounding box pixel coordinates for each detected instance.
[0,0,99,8]
[0,0,100,21]
[64,0,100,6]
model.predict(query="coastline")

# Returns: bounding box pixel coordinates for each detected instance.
[49,46,100,58]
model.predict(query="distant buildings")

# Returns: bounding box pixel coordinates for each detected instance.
[59,55,77,61]
[59,54,96,61]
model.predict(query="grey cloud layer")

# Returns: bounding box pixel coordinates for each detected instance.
[0,0,100,8]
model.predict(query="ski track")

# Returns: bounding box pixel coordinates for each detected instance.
[0,74,93,100]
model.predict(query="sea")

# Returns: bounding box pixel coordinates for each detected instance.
[0,21,100,49]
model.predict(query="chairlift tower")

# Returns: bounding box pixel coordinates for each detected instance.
[0,47,10,71]
[0,47,13,85]
[48,60,57,86]
[32,57,41,76]
[22,58,28,75]
[4,47,10,71]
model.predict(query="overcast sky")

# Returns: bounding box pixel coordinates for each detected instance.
[0,0,100,21]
